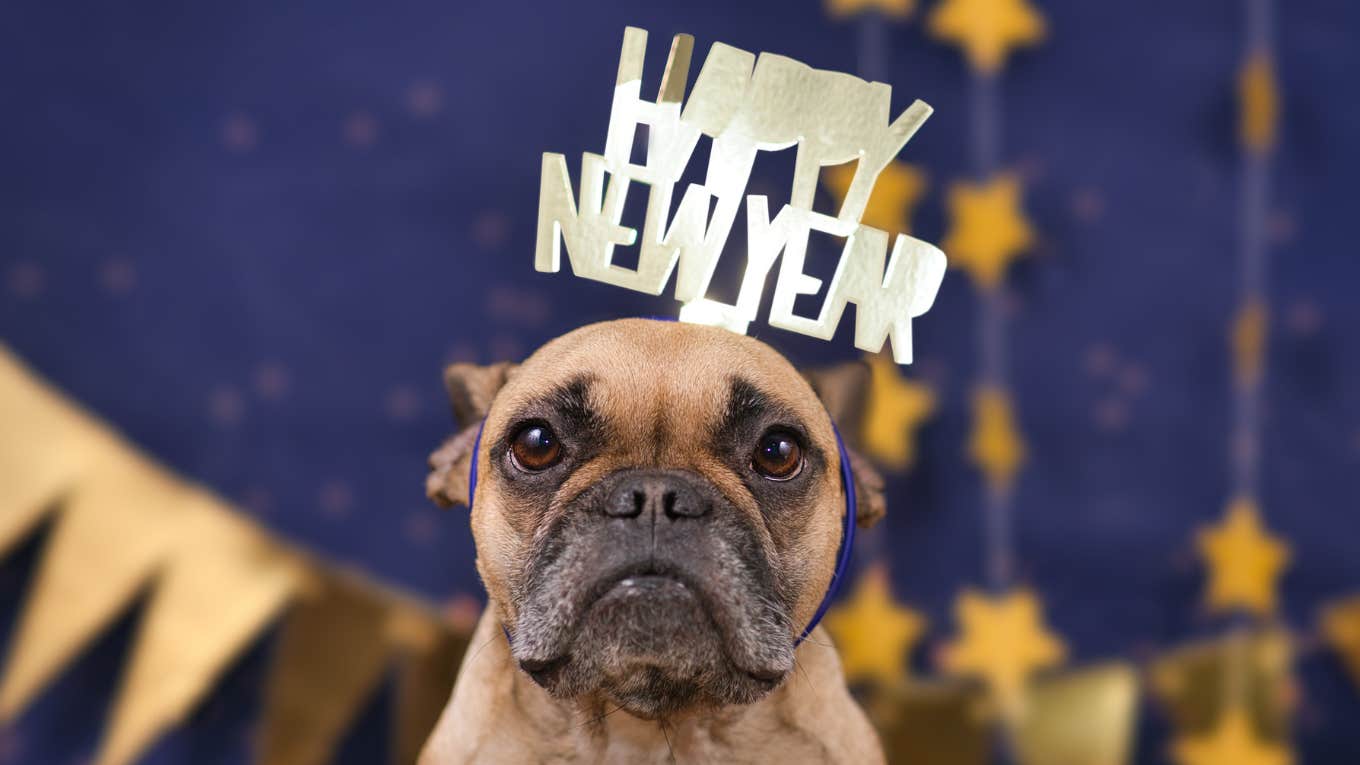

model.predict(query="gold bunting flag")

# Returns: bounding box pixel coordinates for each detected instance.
[869,679,990,765]
[95,494,303,765]
[0,346,116,557]
[392,612,471,765]
[0,452,189,720]
[1015,662,1140,765]
[1150,629,1294,746]
[258,571,394,765]
[0,343,472,765]
[1320,596,1360,693]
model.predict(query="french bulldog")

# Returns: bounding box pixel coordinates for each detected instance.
[420,318,889,763]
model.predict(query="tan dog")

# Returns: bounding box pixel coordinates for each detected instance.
[420,319,889,764]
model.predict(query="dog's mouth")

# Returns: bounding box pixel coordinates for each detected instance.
[513,561,790,714]
[508,469,798,717]
[584,562,703,611]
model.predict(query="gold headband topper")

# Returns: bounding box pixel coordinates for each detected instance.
[536,27,946,364]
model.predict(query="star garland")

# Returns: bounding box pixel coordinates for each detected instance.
[1171,0,1297,761]
[825,563,928,686]
[924,0,1066,732]
[943,173,1035,292]
[928,0,1045,74]
[1197,497,1291,618]
[942,588,1065,719]
[825,0,916,21]
[861,353,936,470]
[1174,709,1294,765]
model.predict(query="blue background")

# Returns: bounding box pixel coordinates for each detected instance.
[1,0,1358,761]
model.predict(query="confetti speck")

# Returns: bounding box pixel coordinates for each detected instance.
[403,511,438,545]
[6,262,43,299]
[100,258,137,295]
[1287,300,1322,336]
[1071,187,1104,222]
[1119,363,1149,396]
[443,593,483,632]
[406,81,444,117]
[252,363,291,400]
[222,113,258,153]
[1084,343,1117,378]
[343,112,379,147]
[318,480,355,518]
[208,386,245,426]
[472,210,511,250]
[1093,397,1128,432]
[486,285,552,327]
[385,386,422,421]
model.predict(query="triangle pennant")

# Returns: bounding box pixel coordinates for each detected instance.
[257,571,395,765]
[0,453,188,720]
[0,344,119,556]
[391,608,469,765]
[1015,662,1140,765]
[94,493,302,765]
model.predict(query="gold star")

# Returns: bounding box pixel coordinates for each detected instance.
[861,353,936,470]
[1197,497,1291,618]
[823,161,927,235]
[825,563,927,686]
[968,385,1025,493]
[1173,708,1294,765]
[943,174,1035,292]
[1322,596,1360,691]
[1231,299,1268,387]
[942,588,1066,718]
[928,0,1045,74]
[1239,52,1280,154]
[825,0,915,19]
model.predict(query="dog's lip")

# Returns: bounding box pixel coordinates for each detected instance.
[516,561,794,688]
[583,562,703,610]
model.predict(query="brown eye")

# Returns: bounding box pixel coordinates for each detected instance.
[510,423,562,472]
[752,430,803,480]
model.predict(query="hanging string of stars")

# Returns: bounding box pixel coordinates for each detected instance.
[1173,0,1296,763]
[925,0,1068,738]
[815,1,1360,762]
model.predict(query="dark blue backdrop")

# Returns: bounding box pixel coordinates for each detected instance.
[1,0,1358,761]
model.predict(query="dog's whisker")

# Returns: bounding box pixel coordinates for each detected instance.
[573,703,624,732]
[659,719,677,764]
[465,632,503,668]
[793,657,814,689]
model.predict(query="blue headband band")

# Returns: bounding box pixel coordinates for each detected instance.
[465,416,856,649]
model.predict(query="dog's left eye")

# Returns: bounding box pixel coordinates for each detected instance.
[509,423,563,472]
[751,429,803,480]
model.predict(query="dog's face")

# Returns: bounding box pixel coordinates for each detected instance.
[428,319,885,719]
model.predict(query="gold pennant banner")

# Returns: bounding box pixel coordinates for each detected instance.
[390,607,471,765]
[1150,628,1294,744]
[0,344,472,765]
[1321,595,1360,693]
[97,493,303,765]
[258,570,395,765]
[862,662,1139,765]
[1015,662,1140,765]
[0,347,121,556]
[1,345,1321,765]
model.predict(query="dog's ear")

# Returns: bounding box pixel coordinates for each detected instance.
[803,360,887,528]
[427,361,517,508]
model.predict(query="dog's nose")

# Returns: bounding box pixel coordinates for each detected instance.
[605,470,711,520]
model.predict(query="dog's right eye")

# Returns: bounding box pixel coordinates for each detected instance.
[509,423,563,472]
[751,429,803,481]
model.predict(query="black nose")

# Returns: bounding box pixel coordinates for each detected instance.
[605,470,711,520]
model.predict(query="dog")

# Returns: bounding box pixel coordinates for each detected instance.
[419,318,890,763]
